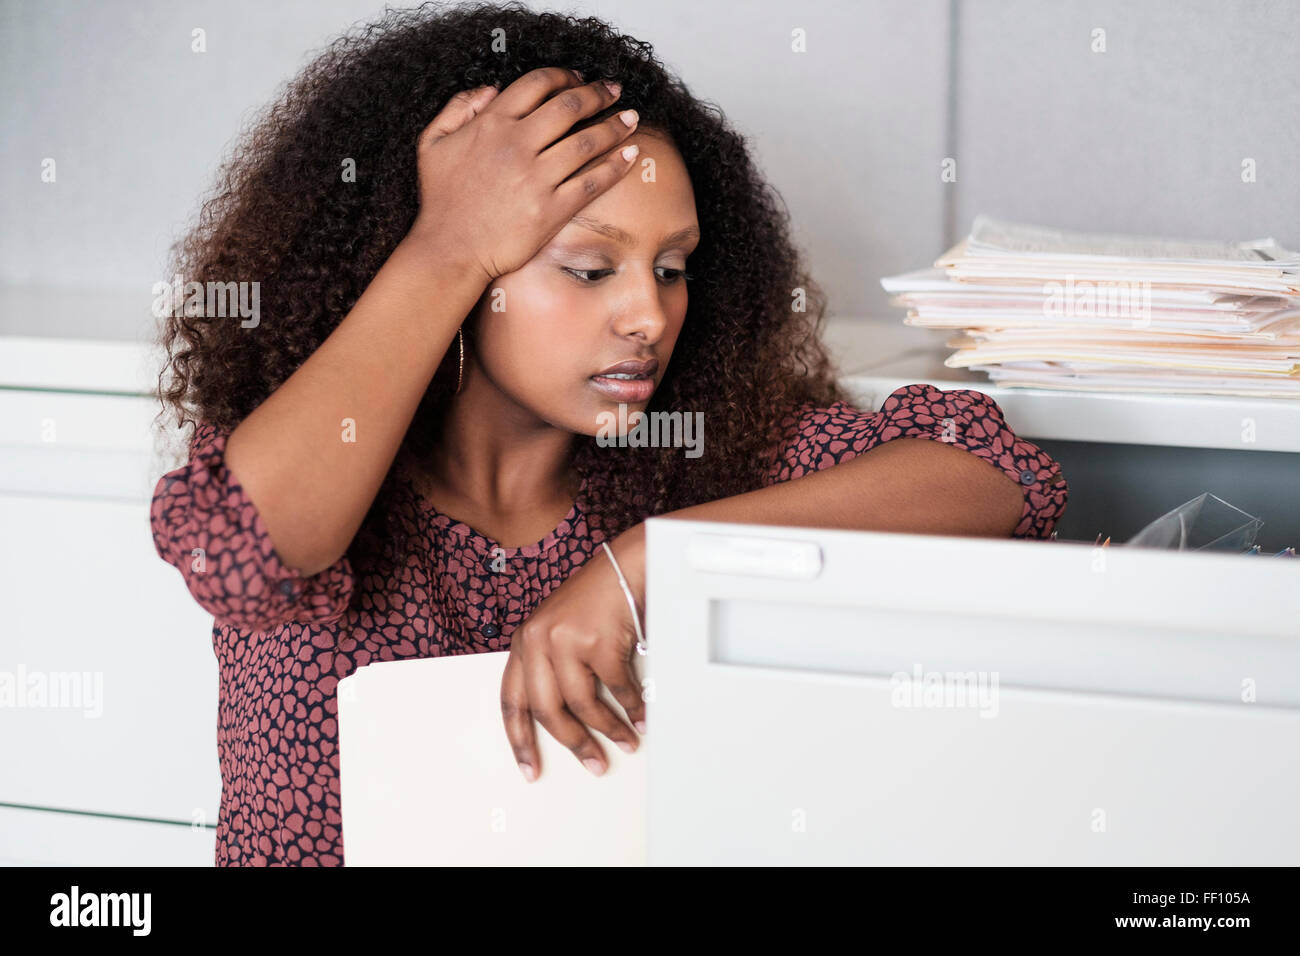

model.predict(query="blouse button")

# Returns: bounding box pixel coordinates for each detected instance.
[481,622,501,639]
[1019,468,1037,486]
[278,580,295,596]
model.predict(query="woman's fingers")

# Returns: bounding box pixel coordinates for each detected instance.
[500,649,541,781]
[520,635,610,776]
[487,65,588,122]
[552,141,640,213]
[551,651,639,756]
[417,84,499,148]
[409,65,633,282]
[521,74,622,155]
[588,646,646,736]
[539,105,639,188]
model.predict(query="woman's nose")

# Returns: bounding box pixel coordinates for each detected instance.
[611,271,674,340]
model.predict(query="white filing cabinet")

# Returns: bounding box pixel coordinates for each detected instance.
[645,518,1300,865]
[0,336,220,866]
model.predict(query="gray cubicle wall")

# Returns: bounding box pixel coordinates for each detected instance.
[2,1,1294,333]
[948,0,1299,252]
[0,0,950,336]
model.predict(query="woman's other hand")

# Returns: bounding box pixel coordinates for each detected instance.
[501,525,647,781]
[408,66,641,285]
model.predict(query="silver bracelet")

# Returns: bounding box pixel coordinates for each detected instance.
[601,540,647,656]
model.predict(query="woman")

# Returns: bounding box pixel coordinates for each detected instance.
[152,2,1068,866]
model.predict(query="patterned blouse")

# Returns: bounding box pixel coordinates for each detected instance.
[150,383,1068,865]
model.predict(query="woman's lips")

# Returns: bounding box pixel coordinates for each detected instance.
[589,374,656,402]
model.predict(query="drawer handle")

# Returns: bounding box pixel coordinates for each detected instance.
[686,533,823,579]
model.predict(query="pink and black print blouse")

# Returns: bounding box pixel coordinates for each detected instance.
[149,383,1068,866]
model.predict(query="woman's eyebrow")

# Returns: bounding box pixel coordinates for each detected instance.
[568,215,700,248]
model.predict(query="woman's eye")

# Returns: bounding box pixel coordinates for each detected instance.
[562,267,694,284]
[564,268,612,283]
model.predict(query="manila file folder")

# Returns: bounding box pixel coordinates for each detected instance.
[337,649,647,865]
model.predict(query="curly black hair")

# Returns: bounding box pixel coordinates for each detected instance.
[155,0,849,577]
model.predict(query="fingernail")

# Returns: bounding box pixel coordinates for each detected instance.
[617,740,636,754]
[634,720,647,734]
[582,757,606,776]
[621,144,639,161]
[602,79,621,96]
[572,68,585,81]
[619,109,638,127]
[518,763,536,782]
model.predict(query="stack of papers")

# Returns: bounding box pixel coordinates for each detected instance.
[880,217,1300,398]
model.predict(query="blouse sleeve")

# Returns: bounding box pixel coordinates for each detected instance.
[764,383,1069,539]
[149,420,355,631]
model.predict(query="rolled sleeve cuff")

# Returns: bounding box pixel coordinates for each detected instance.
[877,384,1069,539]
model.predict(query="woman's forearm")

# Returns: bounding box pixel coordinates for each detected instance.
[223,233,489,576]
[666,436,1023,535]
[609,436,1026,604]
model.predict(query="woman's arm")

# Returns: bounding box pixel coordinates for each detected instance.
[501,433,1032,779]
[222,233,489,577]
[150,230,482,627]
[220,70,634,577]
[502,385,1068,777]
[151,420,359,631]
[606,434,1028,606]
[677,433,1025,534]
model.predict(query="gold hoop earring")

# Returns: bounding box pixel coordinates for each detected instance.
[454,326,464,394]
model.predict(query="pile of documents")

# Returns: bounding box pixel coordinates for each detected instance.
[880,217,1300,397]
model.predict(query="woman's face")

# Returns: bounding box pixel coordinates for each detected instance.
[466,129,699,435]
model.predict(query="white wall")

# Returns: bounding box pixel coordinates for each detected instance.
[1,0,1296,336]
[950,0,1300,248]
[0,0,948,338]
